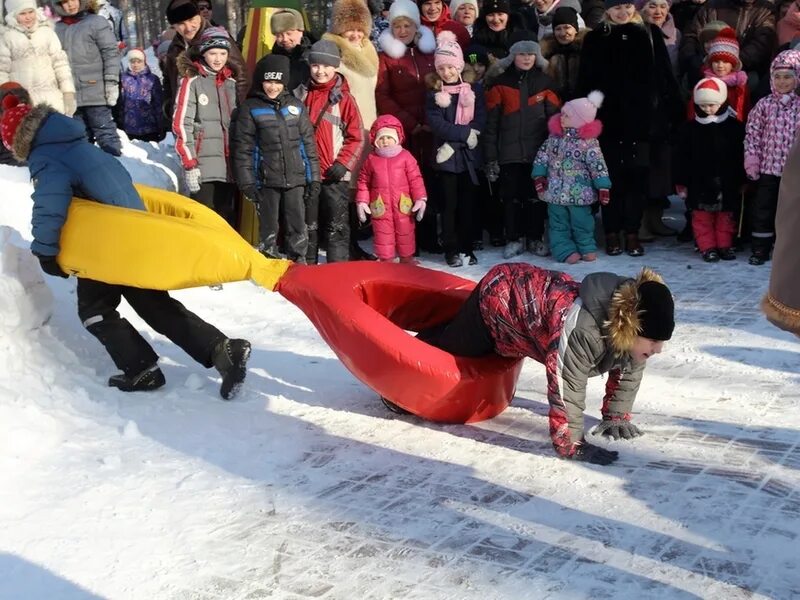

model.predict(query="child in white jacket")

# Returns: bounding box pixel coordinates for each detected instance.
[0,0,76,115]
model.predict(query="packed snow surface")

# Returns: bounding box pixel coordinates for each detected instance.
[0,138,798,600]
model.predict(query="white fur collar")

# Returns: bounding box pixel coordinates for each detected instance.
[378,25,435,59]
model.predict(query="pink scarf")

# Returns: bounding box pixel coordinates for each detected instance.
[702,66,747,88]
[434,82,475,125]
[777,4,800,46]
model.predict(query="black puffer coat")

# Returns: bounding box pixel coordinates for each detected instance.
[232,89,320,192]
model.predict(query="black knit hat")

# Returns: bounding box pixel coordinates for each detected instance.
[483,0,510,15]
[166,0,199,25]
[552,6,579,30]
[637,281,675,341]
[255,54,290,86]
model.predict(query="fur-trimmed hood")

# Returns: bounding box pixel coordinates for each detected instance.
[539,28,587,59]
[10,103,61,162]
[547,113,602,139]
[378,25,436,59]
[177,51,240,81]
[5,6,52,31]
[424,63,477,90]
[53,0,98,18]
[322,31,379,77]
[580,268,668,355]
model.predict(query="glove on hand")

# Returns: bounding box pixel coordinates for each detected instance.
[485,161,500,183]
[565,441,619,465]
[105,82,119,107]
[598,189,610,205]
[592,416,643,440]
[324,161,348,182]
[36,254,68,278]
[62,92,77,117]
[436,143,455,164]
[534,177,547,197]
[185,168,202,193]
[675,185,688,200]
[466,129,479,150]
[412,199,426,222]
[304,181,321,203]
[356,202,371,223]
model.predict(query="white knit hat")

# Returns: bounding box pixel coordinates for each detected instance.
[388,0,421,27]
[4,0,37,19]
[127,48,146,62]
[374,126,400,145]
[693,77,728,105]
[450,0,479,18]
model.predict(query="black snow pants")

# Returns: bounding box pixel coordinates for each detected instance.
[307,180,350,264]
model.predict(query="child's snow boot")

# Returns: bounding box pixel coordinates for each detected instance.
[502,240,523,259]
[446,252,463,267]
[212,338,252,400]
[108,364,165,392]
[702,249,720,262]
[718,247,736,260]
[466,252,478,265]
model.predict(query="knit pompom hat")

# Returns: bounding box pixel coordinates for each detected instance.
[707,27,741,71]
[193,26,232,57]
[693,77,728,105]
[1,93,31,151]
[434,30,465,72]
[562,91,604,128]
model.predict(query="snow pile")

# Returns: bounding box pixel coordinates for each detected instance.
[0,226,52,333]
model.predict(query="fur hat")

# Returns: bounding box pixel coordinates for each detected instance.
[434,30,465,72]
[483,0,510,15]
[4,0,36,20]
[552,6,579,30]
[388,0,421,27]
[707,27,741,71]
[308,39,341,68]
[693,77,727,105]
[331,0,373,36]
[255,54,290,86]
[127,47,146,62]
[637,280,675,341]
[450,0,479,18]
[1,94,31,151]
[165,0,198,25]
[270,8,304,34]
[508,32,548,69]
[193,26,232,56]
[562,91,603,128]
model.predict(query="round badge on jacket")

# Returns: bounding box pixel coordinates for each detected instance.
[288,105,300,116]
[198,94,209,106]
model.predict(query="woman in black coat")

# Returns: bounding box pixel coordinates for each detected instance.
[577,2,682,256]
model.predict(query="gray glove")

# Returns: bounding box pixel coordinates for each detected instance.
[185,168,202,194]
[105,82,119,106]
[485,160,500,183]
[592,416,643,440]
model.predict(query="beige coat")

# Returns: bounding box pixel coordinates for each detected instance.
[762,136,800,336]
[0,9,75,114]
[322,32,378,129]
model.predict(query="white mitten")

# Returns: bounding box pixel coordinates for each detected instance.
[436,142,455,164]
[466,129,479,149]
[412,199,426,222]
[356,202,371,223]
[185,168,202,193]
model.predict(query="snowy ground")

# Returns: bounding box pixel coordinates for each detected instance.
[1,143,799,600]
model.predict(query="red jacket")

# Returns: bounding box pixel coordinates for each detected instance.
[298,74,364,178]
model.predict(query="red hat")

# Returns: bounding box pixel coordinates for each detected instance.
[438,20,471,52]
[1,94,32,151]
[707,27,741,71]
[369,114,405,145]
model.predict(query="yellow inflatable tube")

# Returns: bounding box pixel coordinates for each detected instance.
[57,184,291,291]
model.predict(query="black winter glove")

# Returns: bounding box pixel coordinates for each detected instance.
[36,254,68,278]
[324,161,348,182]
[304,181,321,203]
[565,441,619,466]
[592,416,643,441]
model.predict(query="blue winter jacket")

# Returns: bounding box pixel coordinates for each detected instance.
[120,67,163,137]
[21,107,143,256]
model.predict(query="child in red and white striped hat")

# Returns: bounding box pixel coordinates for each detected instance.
[702,27,750,121]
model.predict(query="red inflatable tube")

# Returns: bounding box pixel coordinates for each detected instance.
[276,262,523,423]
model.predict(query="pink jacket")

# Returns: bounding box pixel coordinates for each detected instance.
[356,115,427,259]
[744,51,800,178]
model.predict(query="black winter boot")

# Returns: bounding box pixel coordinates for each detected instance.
[212,338,252,400]
[108,364,165,392]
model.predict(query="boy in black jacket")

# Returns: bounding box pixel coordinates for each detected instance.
[232,54,321,264]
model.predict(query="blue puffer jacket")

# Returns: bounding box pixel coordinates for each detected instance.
[10,105,143,256]
[120,66,163,137]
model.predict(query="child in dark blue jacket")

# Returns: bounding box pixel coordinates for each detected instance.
[119,48,164,142]
[425,31,486,267]
[0,92,250,399]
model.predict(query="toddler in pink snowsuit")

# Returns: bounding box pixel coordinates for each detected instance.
[355,114,428,262]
